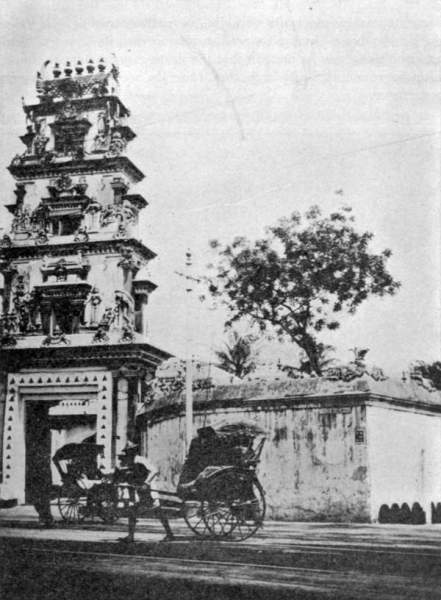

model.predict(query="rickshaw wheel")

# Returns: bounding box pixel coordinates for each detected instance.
[201,499,238,538]
[226,479,265,541]
[183,500,210,537]
[57,486,87,523]
[202,474,265,541]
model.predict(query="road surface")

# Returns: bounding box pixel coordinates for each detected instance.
[1,510,441,598]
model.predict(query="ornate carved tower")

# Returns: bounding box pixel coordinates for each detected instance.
[0,59,170,503]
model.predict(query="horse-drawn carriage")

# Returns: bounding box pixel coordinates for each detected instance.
[53,422,266,541]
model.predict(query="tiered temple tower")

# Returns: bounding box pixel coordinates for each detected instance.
[0,59,170,503]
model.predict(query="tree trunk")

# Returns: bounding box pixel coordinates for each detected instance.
[295,334,322,376]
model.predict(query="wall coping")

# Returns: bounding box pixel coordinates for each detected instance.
[139,376,441,426]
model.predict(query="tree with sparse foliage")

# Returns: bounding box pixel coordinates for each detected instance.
[208,206,400,375]
[215,330,259,379]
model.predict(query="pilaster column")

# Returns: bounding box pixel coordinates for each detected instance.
[127,376,138,442]
[95,372,113,471]
[115,377,128,456]
[0,372,6,484]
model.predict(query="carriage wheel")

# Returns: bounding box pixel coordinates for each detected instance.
[57,486,87,524]
[202,476,265,541]
[201,498,238,538]
[183,500,210,537]
[227,479,265,541]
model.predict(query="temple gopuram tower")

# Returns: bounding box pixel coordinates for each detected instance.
[0,59,170,503]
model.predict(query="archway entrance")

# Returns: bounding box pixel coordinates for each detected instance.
[25,401,52,504]
[1,369,112,504]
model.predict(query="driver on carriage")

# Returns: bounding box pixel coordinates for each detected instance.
[115,441,174,543]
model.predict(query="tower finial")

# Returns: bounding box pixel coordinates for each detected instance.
[64,61,72,77]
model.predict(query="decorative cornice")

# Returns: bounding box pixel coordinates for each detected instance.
[0,342,171,372]
[8,155,145,183]
[35,282,92,302]
[24,95,130,120]
[0,238,156,262]
[125,194,148,210]
[133,279,157,299]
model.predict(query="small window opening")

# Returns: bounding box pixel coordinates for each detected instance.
[51,215,81,236]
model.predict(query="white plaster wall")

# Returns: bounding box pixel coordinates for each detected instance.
[366,404,441,522]
[144,403,370,521]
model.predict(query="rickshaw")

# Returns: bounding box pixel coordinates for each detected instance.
[53,422,266,541]
[178,422,266,541]
[53,442,118,524]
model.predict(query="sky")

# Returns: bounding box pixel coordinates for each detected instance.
[0,0,439,375]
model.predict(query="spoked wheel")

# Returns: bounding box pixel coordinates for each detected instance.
[202,472,266,541]
[183,500,210,537]
[201,499,238,538]
[226,479,266,541]
[57,485,87,524]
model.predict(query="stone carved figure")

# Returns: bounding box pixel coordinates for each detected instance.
[10,271,37,334]
[92,307,115,343]
[57,101,79,121]
[73,226,89,243]
[83,198,102,231]
[117,246,142,275]
[34,230,49,245]
[53,259,68,282]
[122,203,136,225]
[97,111,107,134]
[41,332,71,346]
[93,110,110,152]
[11,205,32,236]
[93,132,109,152]
[0,313,19,346]
[113,223,128,240]
[107,130,126,156]
[22,125,36,155]
[30,203,49,236]
[119,321,135,343]
[0,235,12,248]
[33,119,49,156]
[100,204,118,227]
[92,289,135,343]
[114,290,134,325]
[54,174,73,191]
[85,287,102,326]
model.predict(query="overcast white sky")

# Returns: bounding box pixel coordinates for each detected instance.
[0,0,439,374]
